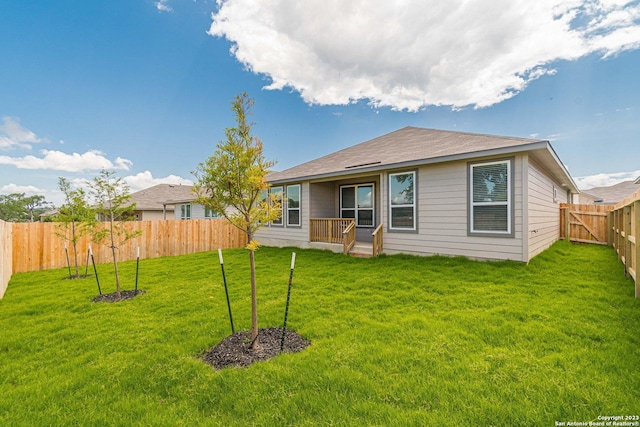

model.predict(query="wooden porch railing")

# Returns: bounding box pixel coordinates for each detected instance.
[342,222,356,254]
[372,223,384,256]
[310,218,355,244]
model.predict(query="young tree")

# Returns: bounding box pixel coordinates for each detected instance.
[55,177,95,278]
[89,170,141,299]
[193,93,281,348]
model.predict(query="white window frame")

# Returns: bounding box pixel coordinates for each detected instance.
[180,204,191,220]
[270,186,284,226]
[388,172,416,231]
[204,207,220,219]
[340,183,375,228]
[286,184,301,227]
[469,159,512,235]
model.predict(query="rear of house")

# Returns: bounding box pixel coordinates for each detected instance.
[255,127,578,262]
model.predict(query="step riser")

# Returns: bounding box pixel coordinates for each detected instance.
[348,242,375,258]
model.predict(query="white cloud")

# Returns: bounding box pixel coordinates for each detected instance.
[0,149,133,172]
[209,0,640,111]
[123,170,193,192]
[0,116,43,150]
[0,183,46,195]
[575,169,640,189]
[156,0,173,12]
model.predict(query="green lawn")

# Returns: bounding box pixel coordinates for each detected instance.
[1,241,639,426]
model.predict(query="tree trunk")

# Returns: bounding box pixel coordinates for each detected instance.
[112,244,120,298]
[71,221,79,278]
[249,247,259,349]
[110,214,121,299]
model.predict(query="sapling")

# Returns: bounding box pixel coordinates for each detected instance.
[89,170,141,299]
[193,93,281,348]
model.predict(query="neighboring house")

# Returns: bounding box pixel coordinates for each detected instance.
[129,184,194,220]
[581,179,640,205]
[162,197,224,220]
[572,191,600,204]
[255,126,579,262]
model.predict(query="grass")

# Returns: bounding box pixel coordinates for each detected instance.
[1,241,639,426]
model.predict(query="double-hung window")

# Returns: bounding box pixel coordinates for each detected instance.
[340,184,374,227]
[286,184,301,226]
[180,204,191,220]
[389,172,416,230]
[469,159,513,235]
[271,186,284,225]
[204,207,219,219]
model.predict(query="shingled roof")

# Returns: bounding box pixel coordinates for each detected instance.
[130,184,194,211]
[267,127,577,191]
[581,180,640,205]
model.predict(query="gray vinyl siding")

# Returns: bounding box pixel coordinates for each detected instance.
[135,210,167,221]
[174,203,208,220]
[527,157,568,260]
[309,182,335,218]
[255,182,309,246]
[260,153,571,262]
[382,156,525,261]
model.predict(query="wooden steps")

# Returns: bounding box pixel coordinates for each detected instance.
[348,243,373,258]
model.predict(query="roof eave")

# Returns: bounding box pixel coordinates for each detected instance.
[268,141,556,185]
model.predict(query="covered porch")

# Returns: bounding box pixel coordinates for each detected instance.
[309,218,383,257]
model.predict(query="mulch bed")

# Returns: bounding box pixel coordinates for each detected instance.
[64,274,92,280]
[202,327,311,370]
[92,290,146,303]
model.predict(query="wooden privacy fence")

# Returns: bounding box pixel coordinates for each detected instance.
[11,219,247,275]
[0,220,12,298]
[560,203,613,245]
[609,188,640,298]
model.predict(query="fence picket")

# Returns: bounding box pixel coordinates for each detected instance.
[10,219,246,274]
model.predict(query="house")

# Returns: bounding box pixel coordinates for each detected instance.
[572,191,600,205]
[162,197,223,220]
[129,184,194,220]
[578,179,640,205]
[255,126,579,262]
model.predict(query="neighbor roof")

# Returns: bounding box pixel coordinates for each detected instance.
[268,127,578,192]
[582,180,640,205]
[130,184,194,211]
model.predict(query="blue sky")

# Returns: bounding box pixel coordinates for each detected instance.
[1,0,639,205]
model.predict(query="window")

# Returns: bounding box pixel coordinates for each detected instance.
[469,159,512,235]
[340,184,374,227]
[389,172,415,230]
[180,204,191,220]
[204,207,220,219]
[287,184,301,226]
[271,186,284,225]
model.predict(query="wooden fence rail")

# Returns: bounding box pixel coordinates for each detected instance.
[10,219,247,275]
[609,188,640,298]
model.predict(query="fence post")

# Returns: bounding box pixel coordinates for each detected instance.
[607,211,613,246]
[563,204,570,241]
[635,201,640,299]
[624,206,631,278]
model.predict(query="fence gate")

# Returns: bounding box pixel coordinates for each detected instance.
[560,203,613,245]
